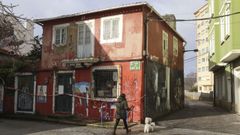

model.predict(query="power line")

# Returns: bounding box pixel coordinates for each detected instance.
[148,11,240,22]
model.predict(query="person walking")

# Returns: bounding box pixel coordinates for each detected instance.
[113,93,130,135]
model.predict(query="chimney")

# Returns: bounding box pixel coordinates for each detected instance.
[162,14,176,30]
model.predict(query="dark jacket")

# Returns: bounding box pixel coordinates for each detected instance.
[115,96,129,119]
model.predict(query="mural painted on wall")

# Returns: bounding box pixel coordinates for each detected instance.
[74,82,90,94]
[74,82,90,116]
[145,60,172,118]
[171,70,184,110]
[37,85,47,103]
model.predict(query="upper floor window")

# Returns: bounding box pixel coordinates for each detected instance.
[162,31,168,65]
[173,36,178,56]
[225,3,230,36]
[220,2,231,43]
[209,31,215,56]
[77,20,94,58]
[100,15,123,44]
[78,21,94,45]
[209,0,214,16]
[220,17,225,43]
[52,24,69,46]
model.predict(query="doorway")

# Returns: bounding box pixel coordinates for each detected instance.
[55,73,73,113]
[16,75,35,113]
[234,67,240,113]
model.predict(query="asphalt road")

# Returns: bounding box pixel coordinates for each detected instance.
[1,100,240,135]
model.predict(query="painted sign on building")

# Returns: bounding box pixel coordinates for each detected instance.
[130,61,141,70]
[37,85,47,103]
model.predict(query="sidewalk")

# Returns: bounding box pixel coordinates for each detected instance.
[0,113,138,129]
[0,113,87,126]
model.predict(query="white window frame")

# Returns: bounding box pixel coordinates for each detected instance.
[92,65,121,100]
[210,0,214,16]
[100,14,123,44]
[52,23,69,46]
[162,30,168,65]
[173,36,178,56]
[76,20,95,58]
[209,31,215,56]
[220,16,225,43]
[77,20,95,46]
[225,3,230,36]
[14,73,36,114]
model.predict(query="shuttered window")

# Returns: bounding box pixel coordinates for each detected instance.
[100,15,123,44]
[162,31,168,64]
[173,36,178,56]
[78,22,93,45]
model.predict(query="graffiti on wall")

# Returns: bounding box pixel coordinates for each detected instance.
[173,77,183,109]
[123,74,139,101]
[145,60,174,118]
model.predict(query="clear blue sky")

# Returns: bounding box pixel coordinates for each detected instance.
[2,0,207,75]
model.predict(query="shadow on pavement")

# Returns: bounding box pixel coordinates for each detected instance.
[158,99,230,121]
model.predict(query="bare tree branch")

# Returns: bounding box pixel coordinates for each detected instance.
[0,1,34,55]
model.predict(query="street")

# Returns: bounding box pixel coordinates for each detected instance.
[1,100,240,135]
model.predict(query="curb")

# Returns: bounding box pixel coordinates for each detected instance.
[0,114,86,126]
[87,122,138,129]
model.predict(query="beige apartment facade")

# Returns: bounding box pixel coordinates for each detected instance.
[194,4,214,93]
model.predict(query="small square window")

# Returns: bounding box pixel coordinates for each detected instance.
[52,24,68,46]
[100,15,123,44]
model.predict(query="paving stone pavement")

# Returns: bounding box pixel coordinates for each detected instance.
[1,100,240,135]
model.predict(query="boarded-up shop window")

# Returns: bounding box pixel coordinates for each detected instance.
[93,69,118,98]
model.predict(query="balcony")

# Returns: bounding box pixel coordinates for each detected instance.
[220,50,240,63]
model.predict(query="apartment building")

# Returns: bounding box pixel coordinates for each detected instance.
[194,4,214,93]
[209,0,240,112]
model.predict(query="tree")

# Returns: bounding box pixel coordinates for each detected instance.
[26,36,42,60]
[0,1,32,55]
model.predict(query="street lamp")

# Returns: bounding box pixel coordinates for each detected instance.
[183,49,198,53]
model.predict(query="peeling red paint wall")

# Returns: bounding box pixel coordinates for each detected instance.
[147,11,184,70]
[34,4,184,123]
[94,12,143,61]
[41,7,144,70]
[73,62,144,122]
[35,71,54,115]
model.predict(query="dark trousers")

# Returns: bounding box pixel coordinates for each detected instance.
[113,118,128,133]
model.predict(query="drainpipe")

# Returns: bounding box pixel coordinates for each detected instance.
[143,8,153,119]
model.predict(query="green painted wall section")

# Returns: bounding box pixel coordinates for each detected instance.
[209,0,240,68]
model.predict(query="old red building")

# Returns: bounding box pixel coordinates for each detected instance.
[11,2,185,123]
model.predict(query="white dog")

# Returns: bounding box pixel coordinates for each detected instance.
[144,117,155,133]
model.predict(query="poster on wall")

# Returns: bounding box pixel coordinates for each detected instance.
[37,85,47,103]
[58,85,64,95]
[74,82,90,94]
[0,85,3,112]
